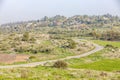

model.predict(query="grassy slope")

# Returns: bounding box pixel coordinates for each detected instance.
[0,40,120,79]
[67,40,120,71]
[0,33,94,64]
[93,40,120,48]
[0,27,120,79]
[0,66,119,80]
[69,59,120,71]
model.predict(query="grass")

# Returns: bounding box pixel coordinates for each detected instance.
[0,36,120,79]
[0,36,95,65]
[67,40,120,72]
[69,59,120,71]
[93,40,120,48]
[0,66,119,80]
[12,45,93,65]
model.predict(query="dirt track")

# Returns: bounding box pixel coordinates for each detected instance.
[0,43,104,69]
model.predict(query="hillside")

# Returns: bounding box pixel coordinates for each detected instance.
[0,14,120,80]
[1,14,120,41]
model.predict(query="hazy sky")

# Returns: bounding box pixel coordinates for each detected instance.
[0,0,119,24]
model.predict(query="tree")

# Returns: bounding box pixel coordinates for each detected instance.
[42,16,49,21]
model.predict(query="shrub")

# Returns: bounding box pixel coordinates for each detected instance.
[29,37,36,43]
[14,37,20,41]
[53,61,68,69]
[67,39,76,49]
[38,45,53,54]
[105,44,114,48]
[40,47,53,53]
[77,48,81,51]
[14,46,28,53]
[31,50,38,54]
[29,56,36,59]
[22,32,29,41]
[0,44,11,51]
[100,72,107,77]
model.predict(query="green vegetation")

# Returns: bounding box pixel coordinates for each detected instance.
[0,14,120,79]
[0,39,118,79]
[93,40,120,48]
[67,40,120,72]
[1,14,120,41]
[69,59,120,71]
[53,61,68,69]
[0,66,119,80]
[67,39,76,49]
[22,32,30,41]
[0,32,94,64]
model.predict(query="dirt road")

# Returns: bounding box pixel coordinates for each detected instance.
[0,43,104,69]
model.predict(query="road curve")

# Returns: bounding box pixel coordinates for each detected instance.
[0,43,104,69]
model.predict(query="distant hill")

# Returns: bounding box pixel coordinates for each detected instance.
[0,14,120,33]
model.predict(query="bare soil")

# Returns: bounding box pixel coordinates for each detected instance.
[0,54,29,64]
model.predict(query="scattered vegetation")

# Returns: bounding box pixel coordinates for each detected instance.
[22,32,30,41]
[0,14,120,79]
[0,32,94,64]
[0,66,119,80]
[67,40,120,72]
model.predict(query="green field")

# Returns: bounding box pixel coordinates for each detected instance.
[93,40,120,48]
[67,40,120,72]
[69,59,120,71]
[0,66,119,80]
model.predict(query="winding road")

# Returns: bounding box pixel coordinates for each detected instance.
[0,43,104,69]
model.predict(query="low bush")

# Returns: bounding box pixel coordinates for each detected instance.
[67,39,76,49]
[29,37,36,43]
[29,56,36,59]
[105,44,114,48]
[53,61,68,69]
[22,32,29,41]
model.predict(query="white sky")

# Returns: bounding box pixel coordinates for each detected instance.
[0,0,119,24]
